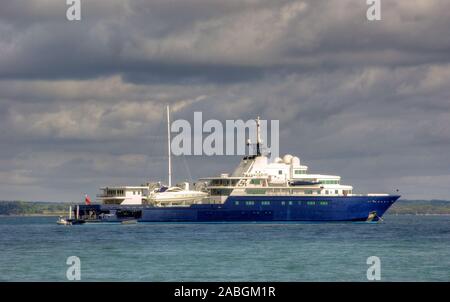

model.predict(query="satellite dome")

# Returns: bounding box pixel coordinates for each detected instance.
[273,157,283,163]
[291,156,300,165]
[283,154,293,164]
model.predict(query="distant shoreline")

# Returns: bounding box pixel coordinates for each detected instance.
[389,213,450,216]
[0,213,66,217]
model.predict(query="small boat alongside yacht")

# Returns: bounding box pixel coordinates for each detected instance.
[56,205,85,225]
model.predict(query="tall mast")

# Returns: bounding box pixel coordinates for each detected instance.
[256,116,262,156]
[167,105,172,187]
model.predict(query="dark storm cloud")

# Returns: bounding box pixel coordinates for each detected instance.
[0,0,449,201]
[1,0,449,82]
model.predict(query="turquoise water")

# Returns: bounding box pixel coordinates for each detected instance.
[0,215,449,281]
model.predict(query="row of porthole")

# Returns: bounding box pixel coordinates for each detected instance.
[236,201,330,206]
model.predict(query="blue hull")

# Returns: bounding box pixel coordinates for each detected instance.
[78,195,400,223]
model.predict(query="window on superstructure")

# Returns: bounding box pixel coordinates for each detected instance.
[212,180,221,186]
[250,179,261,185]
[211,189,233,196]
[278,170,282,175]
[320,180,340,185]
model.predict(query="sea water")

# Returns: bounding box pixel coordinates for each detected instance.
[0,215,449,281]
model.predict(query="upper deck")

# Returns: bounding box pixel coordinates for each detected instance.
[199,152,361,203]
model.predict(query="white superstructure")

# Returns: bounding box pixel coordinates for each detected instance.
[201,153,354,204]
[198,116,388,204]
[97,186,149,205]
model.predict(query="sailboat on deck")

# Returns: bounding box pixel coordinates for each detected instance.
[90,105,207,207]
[147,106,208,206]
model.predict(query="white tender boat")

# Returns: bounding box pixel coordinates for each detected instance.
[56,205,85,225]
[148,183,208,206]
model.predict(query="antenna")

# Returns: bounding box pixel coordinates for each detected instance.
[256,116,262,156]
[167,105,172,187]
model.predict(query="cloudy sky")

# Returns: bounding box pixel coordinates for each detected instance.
[0,0,449,201]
